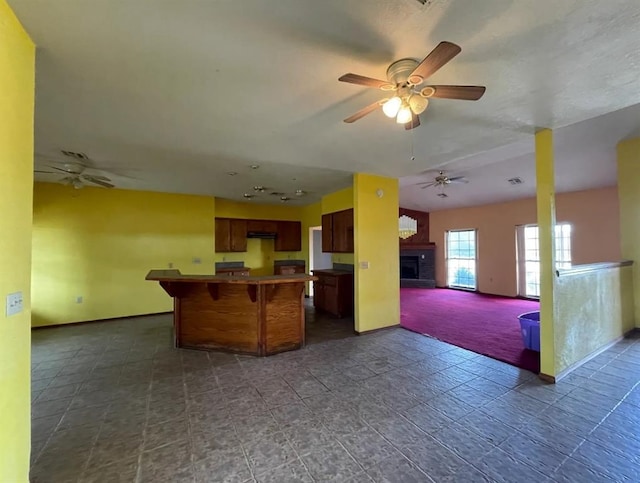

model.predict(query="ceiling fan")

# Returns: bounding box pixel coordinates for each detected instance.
[417,171,468,189]
[35,162,115,189]
[339,41,486,130]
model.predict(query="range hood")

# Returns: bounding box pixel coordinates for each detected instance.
[247,231,277,239]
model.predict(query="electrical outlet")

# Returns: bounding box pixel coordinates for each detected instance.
[192,257,202,264]
[359,261,370,269]
[76,296,83,304]
[168,262,174,268]
[6,291,23,316]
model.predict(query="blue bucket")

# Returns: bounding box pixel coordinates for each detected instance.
[518,311,540,352]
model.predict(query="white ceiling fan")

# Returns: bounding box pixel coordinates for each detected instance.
[416,171,468,194]
[35,161,115,189]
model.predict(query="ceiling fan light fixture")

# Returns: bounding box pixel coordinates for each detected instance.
[396,103,412,124]
[72,178,83,190]
[382,97,402,118]
[409,95,429,115]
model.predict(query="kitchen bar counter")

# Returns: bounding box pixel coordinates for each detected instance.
[146,270,316,356]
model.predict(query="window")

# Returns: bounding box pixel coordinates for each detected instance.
[446,229,477,290]
[517,223,571,298]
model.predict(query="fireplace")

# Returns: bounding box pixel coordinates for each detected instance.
[400,248,436,288]
[400,256,419,279]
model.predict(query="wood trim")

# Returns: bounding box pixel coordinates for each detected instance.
[556,260,633,277]
[538,373,556,384]
[174,298,181,348]
[31,311,173,330]
[355,323,400,335]
[258,285,267,356]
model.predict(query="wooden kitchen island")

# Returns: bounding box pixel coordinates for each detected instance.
[146,270,316,356]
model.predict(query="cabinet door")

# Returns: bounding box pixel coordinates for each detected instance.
[247,219,278,233]
[321,214,333,252]
[313,281,324,309]
[332,209,354,253]
[215,219,231,252]
[323,284,339,315]
[230,220,247,252]
[275,221,302,251]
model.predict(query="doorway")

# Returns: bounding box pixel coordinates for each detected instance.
[308,226,332,296]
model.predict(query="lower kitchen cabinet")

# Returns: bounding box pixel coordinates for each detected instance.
[312,270,353,318]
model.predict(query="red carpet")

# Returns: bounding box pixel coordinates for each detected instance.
[401,288,541,373]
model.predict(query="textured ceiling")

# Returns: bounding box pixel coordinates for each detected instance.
[10,0,640,205]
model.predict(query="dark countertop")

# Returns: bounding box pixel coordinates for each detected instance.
[147,269,316,285]
[311,269,354,276]
[274,259,306,267]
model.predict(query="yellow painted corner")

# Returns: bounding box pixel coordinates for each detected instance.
[353,173,399,332]
[535,129,557,377]
[0,0,35,480]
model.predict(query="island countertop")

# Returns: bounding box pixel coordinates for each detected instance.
[146,269,316,284]
[146,269,315,356]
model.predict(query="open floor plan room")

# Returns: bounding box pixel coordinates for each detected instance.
[31,315,640,482]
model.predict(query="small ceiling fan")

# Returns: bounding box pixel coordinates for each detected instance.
[35,162,115,189]
[339,41,485,130]
[417,171,468,189]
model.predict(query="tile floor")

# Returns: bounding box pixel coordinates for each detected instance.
[30,309,640,483]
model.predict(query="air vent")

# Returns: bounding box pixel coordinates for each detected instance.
[415,0,433,5]
[508,177,524,185]
[437,192,448,198]
[60,150,89,160]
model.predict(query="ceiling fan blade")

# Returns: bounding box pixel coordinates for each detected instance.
[34,170,57,174]
[85,174,111,181]
[420,182,437,189]
[428,85,486,100]
[447,177,469,184]
[339,73,394,90]
[410,41,462,83]
[82,175,114,188]
[404,113,420,130]
[47,164,84,175]
[343,101,382,123]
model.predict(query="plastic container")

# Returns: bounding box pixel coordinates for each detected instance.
[518,311,540,352]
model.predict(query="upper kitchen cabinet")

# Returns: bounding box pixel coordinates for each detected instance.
[274,221,302,252]
[215,218,247,252]
[321,209,354,253]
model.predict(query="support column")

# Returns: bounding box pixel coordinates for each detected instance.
[617,138,640,327]
[536,129,557,379]
[353,173,400,333]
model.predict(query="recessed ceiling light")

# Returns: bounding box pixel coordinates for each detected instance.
[295,189,305,196]
[243,193,254,199]
[253,186,265,192]
[250,165,260,170]
[227,171,238,176]
[280,196,290,202]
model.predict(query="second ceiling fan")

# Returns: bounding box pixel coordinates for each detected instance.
[339,41,485,130]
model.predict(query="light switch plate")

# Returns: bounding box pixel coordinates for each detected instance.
[6,291,23,317]
[192,257,202,264]
[359,261,370,269]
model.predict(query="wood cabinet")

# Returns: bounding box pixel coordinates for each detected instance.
[274,221,302,252]
[247,219,278,233]
[215,218,301,253]
[312,270,353,318]
[215,219,247,252]
[321,209,354,253]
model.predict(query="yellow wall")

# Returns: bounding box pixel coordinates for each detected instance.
[32,183,215,326]
[321,186,355,265]
[214,198,303,276]
[0,1,35,479]
[554,265,635,375]
[353,174,400,332]
[617,138,640,327]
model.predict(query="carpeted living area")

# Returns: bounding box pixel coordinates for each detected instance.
[401,288,541,373]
